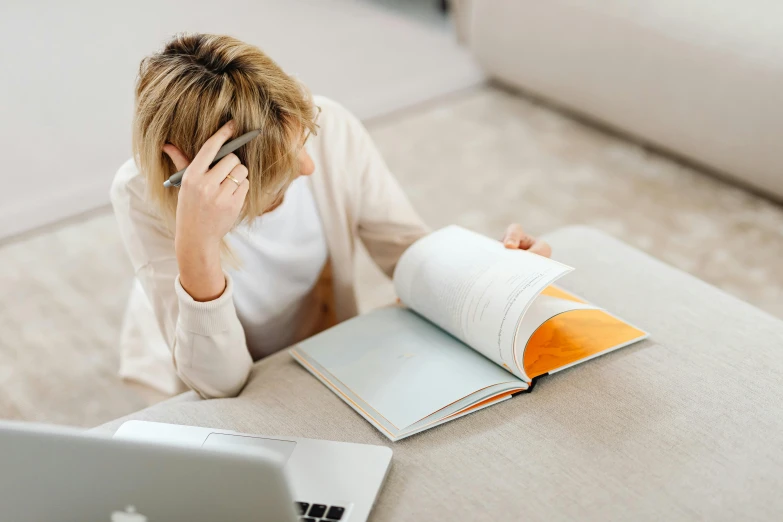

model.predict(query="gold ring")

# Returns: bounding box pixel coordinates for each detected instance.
[226,174,241,187]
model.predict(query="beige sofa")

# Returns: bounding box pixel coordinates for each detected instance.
[455,0,783,201]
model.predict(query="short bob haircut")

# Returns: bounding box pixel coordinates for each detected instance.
[133,33,318,231]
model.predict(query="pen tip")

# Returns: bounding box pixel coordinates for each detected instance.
[163,180,172,188]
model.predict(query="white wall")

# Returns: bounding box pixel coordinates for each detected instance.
[0,0,482,240]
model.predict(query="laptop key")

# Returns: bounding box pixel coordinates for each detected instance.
[295,502,309,515]
[325,505,346,520]
[308,504,327,518]
[300,518,316,522]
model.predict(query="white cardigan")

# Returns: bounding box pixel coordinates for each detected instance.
[111,97,429,399]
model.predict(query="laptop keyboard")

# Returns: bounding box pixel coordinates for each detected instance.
[295,502,345,521]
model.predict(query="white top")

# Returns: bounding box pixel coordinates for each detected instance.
[226,176,327,360]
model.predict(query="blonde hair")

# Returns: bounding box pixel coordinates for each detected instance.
[133,33,318,231]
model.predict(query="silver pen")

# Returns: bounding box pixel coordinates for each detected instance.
[163,130,262,188]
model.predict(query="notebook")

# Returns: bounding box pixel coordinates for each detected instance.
[291,225,648,441]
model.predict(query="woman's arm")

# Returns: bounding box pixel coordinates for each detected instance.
[111,124,253,399]
[329,100,550,275]
[329,102,430,276]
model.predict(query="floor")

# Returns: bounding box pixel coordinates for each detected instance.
[1,0,482,239]
[3,84,782,428]
[359,86,783,317]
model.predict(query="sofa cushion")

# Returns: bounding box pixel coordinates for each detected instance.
[468,0,783,200]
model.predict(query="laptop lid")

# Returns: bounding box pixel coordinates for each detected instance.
[0,421,299,522]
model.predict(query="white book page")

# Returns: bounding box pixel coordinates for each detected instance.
[393,226,573,380]
[293,307,523,430]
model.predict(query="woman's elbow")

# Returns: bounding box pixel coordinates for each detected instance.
[176,361,252,399]
[172,341,254,399]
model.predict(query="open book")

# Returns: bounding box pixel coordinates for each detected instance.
[291,226,648,441]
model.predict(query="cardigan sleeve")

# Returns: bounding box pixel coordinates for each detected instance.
[318,99,430,278]
[110,161,253,399]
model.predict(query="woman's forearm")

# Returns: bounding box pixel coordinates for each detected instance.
[176,240,226,302]
[172,272,253,399]
[167,121,250,303]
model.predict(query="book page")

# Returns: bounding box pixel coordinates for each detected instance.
[512,294,598,372]
[292,307,525,431]
[393,226,572,380]
[519,287,649,378]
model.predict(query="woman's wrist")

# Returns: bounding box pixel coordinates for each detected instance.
[175,239,226,302]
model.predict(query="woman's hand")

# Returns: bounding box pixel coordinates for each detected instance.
[163,121,251,301]
[501,224,552,258]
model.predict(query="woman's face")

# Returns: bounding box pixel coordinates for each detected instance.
[263,135,315,213]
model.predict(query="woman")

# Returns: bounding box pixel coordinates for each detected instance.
[112,33,551,400]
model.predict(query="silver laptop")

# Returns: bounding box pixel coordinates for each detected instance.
[0,420,392,522]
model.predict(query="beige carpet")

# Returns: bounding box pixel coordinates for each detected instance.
[2,86,782,428]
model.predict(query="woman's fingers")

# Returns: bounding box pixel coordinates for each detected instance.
[503,224,525,248]
[189,120,236,175]
[162,143,191,171]
[164,121,235,187]
[502,223,549,256]
[503,223,534,249]
[207,153,242,185]
[528,239,552,258]
[230,163,249,183]
[233,179,250,204]
[219,163,249,197]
